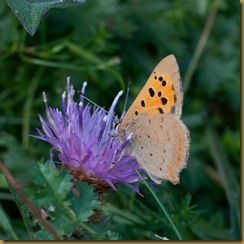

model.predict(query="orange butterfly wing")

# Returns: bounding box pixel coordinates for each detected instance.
[120,54,183,128]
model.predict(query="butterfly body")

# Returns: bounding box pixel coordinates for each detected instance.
[117,55,190,184]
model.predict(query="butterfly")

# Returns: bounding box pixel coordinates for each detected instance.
[117,55,190,184]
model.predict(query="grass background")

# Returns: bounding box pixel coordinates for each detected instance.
[0,0,240,240]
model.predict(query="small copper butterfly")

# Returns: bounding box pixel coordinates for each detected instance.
[117,55,190,184]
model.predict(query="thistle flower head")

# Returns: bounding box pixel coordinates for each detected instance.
[35,78,142,194]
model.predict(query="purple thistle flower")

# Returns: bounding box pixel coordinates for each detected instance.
[34,78,142,195]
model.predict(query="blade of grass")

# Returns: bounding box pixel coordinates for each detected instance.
[136,170,183,240]
[205,120,240,240]
[20,55,86,72]
[183,0,219,92]
[0,204,19,240]
[67,41,125,89]
[120,187,173,226]
[22,67,44,148]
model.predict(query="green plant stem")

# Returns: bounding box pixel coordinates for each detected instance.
[136,170,183,240]
[0,161,61,240]
[183,0,219,92]
[79,222,97,235]
[22,67,44,148]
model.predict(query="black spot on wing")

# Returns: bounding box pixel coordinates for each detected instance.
[141,100,145,107]
[158,107,164,114]
[162,80,167,87]
[149,88,155,97]
[161,97,168,105]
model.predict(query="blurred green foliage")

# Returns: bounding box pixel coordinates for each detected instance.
[0,0,240,240]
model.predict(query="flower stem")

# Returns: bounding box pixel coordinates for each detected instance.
[136,170,183,240]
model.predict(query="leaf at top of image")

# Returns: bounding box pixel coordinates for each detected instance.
[5,0,86,36]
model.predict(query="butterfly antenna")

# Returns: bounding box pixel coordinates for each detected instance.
[79,91,109,114]
[121,82,131,119]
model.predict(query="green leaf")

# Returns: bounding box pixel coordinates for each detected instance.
[5,0,85,36]
[71,181,101,222]
[38,207,77,239]
[29,161,73,208]
[35,229,54,240]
